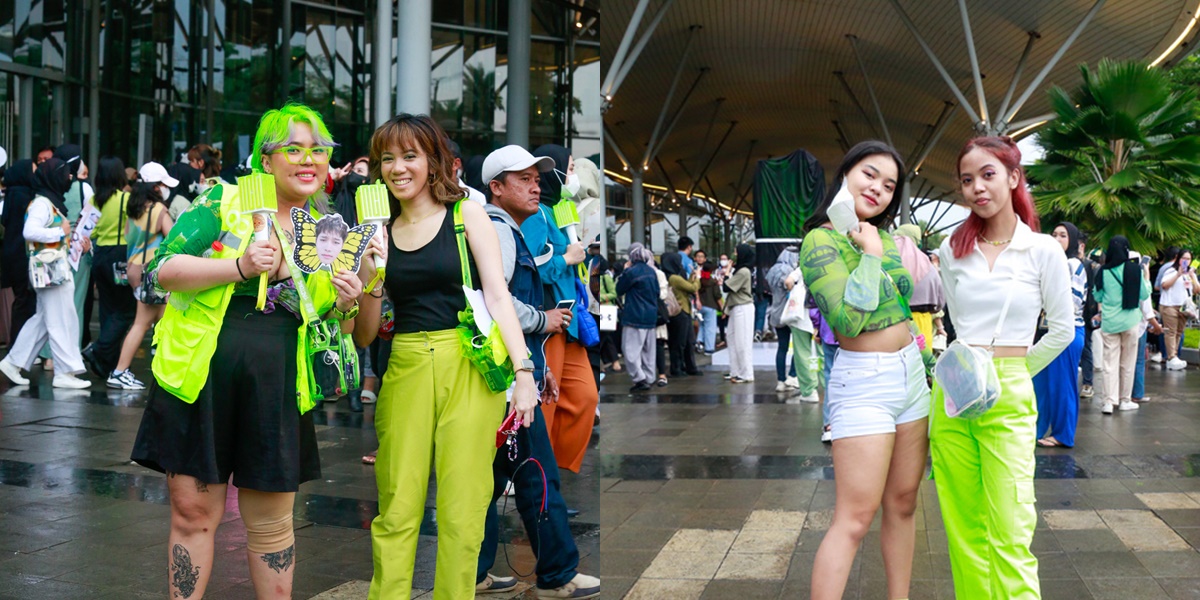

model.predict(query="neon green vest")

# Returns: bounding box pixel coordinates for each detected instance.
[151,183,335,414]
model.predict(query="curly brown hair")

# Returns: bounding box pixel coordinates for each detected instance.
[368,114,463,217]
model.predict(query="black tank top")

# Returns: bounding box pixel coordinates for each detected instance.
[386,207,481,334]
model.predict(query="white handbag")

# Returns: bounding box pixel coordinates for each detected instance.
[934,285,1015,419]
[29,246,72,289]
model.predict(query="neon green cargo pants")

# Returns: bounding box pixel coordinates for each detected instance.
[369,330,506,599]
[930,357,1040,600]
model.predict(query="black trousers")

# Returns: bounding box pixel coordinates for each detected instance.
[9,277,37,343]
[667,312,697,376]
[90,245,136,373]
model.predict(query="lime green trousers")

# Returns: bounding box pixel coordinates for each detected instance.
[930,357,1040,599]
[369,330,506,600]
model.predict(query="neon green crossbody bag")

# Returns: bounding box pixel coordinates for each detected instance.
[451,200,515,393]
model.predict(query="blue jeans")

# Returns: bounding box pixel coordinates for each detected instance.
[754,296,769,334]
[1081,326,1094,386]
[1133,330,1147,399]
[698,306,718,352]
[477,406,577,589]
[821,342,838,426]
[775,327,797,381]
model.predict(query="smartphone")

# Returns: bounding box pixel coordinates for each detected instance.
[496,411,522,448]
[1141,256,1151,268]
[555,299,576,311]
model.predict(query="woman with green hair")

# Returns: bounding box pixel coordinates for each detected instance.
[131,103,378,598]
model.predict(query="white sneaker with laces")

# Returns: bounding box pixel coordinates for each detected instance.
[1118,400,1140,411]
[107,370,145,390]
[784,376,800,389]
[798,391,819,403]
[0,359,29,385]
[1150,352,1163,363]
[52,374,91,389]
[1080,385,1094,398]
[1101,403,1114,415]
[775,381,788,392]
[1168,357,1188,371]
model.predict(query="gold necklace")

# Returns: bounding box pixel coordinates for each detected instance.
[978,233,1012,246]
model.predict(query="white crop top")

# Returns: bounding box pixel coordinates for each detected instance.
[939,221,1074,376]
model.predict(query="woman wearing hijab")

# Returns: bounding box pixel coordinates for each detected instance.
[617,243,661,391]
[1033,223,1089,446]
[661,251,702,377]
[1093,235,1151,415]
[724,244,756,382]
[0,158,91,389]
[2,160,39,341]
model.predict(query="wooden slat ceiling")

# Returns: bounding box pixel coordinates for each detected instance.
[602,0,1200,207]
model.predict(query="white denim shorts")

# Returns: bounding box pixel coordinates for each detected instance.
[827,340,930,441]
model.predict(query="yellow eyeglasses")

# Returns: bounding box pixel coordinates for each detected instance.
[274,146,333,165]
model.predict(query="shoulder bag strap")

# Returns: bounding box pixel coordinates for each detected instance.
[452,200,472,289]
[989,283,1018,351]
[118,191,127,246]
[268,215,321,328]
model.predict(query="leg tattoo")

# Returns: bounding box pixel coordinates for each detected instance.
[260,545,295,574]
[195,480,208,493]
[171,544,201,598]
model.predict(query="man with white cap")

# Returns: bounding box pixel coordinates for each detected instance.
[473,145,601,599]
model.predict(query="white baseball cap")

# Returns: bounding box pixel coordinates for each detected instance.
[482,145,554,184]
[139,161,180,188]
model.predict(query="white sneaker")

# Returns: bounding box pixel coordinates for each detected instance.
[1118,400,1140,411]
[1080,385,1094,398]
[536,573,599,599]
[0,359,29,385]
[1167,357,1188,371]
[784,376,800,390]
[1150,352,1163,363]
[798,391,819,403]
[775,381,788,392]
[52,374,91,389]
[106,370,145,390]
[1101,403,1114,415]
[821,428,833,443]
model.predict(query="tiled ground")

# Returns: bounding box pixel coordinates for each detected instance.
[600,346,1200,599]
[0,342,598,599]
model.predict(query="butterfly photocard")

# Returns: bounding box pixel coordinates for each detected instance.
[290,208,377,275]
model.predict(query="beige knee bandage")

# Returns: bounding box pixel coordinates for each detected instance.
[238,488,295,554]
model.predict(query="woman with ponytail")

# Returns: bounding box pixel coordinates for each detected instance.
[934,136,1073,599]
[1092,236,1151,414]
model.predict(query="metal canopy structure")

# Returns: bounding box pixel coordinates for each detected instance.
[601,0,1200,241]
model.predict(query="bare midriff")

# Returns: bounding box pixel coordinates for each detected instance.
[836,322,914,353]
[973,345,1028,358]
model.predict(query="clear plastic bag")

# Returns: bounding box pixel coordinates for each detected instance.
[933,340,1000,419]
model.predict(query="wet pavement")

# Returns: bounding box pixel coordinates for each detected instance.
[0,345,598,599]
[600,347,1200,599]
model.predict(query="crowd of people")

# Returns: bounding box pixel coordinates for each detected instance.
[0,105,602,599]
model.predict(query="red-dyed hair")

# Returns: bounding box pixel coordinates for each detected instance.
[949,136,1040,259]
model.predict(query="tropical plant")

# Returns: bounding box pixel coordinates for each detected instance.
[1027,59,1200,254]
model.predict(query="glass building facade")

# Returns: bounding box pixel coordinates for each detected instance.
[0,0,599,171]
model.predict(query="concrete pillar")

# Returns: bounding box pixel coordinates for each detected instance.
[373,0,393,126]
[18,77,32,158]
[506,0,531,147]
[281,0,292,101]
[678,202,689,243]
[396,0,431,115]
[87,0,100,166]
[631,171,646,246]
[900,179,913,225]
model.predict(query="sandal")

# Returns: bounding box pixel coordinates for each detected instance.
[362,449,378,465]
[1036,437,1061,447]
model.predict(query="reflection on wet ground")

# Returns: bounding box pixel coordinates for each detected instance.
[599,352,1200,599]
[0,348,598,598]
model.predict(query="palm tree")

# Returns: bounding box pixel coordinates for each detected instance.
[1028,59,1200,254]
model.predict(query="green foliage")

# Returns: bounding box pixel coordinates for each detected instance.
[1028,59,1200,255]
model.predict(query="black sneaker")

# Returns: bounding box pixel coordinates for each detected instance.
[81,345,105,378]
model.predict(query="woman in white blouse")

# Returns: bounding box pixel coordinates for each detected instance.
[1156,249,1197,371]
[935,137,1073,600]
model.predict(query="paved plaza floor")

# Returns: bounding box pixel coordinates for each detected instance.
[600,348,1200,599]
[0,345,598,599]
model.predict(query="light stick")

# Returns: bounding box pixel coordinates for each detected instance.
[356,182,391,294]
[237,172,277,310]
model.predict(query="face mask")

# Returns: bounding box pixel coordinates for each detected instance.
[564,173,581,197]
[158,185,170,200]
[720,259,729,267]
